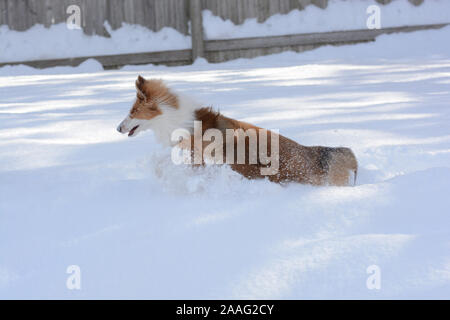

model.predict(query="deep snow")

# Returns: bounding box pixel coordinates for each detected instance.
[1,26,450,299]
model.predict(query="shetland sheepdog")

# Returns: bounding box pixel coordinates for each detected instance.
[117,76,358,186]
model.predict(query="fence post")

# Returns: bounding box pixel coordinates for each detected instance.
[189,0,205,61]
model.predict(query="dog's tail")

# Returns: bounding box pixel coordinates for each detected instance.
[335,147,358,186]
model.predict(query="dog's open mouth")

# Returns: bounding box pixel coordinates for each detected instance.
[128,125,139,137]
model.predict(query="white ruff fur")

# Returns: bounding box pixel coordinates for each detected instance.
[118,92,200,146]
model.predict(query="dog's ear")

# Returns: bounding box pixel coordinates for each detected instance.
[135,75,146,100]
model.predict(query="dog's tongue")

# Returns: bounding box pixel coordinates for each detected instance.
[128,125,139,137]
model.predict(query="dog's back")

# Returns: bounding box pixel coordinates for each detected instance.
[197,108,358,186]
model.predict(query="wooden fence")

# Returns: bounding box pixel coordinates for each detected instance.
[0,0,425,35]
[1,23,446,70]
[0,0,437,69]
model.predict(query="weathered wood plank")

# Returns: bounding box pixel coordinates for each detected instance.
[312,0,328,9]
[0,49,192,69]
[0,0,7,25]
[106,0,123,30]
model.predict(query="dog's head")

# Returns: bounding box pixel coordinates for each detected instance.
[117,76,178,137]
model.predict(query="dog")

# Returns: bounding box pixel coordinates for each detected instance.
[117,76,358,186]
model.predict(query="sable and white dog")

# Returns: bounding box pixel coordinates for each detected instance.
[117,76,358,186]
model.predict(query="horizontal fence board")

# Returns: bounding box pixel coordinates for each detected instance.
[205,43,321,63]
[205,23,449,52]
[0,49,192,69]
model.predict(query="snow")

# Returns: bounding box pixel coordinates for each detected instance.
[203,0,450,39]
[0,22,191,63]
[1,24,450,298]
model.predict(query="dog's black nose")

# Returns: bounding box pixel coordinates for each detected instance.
[117,125,122,133]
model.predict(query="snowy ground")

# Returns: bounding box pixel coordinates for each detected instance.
[1,26,450,299]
